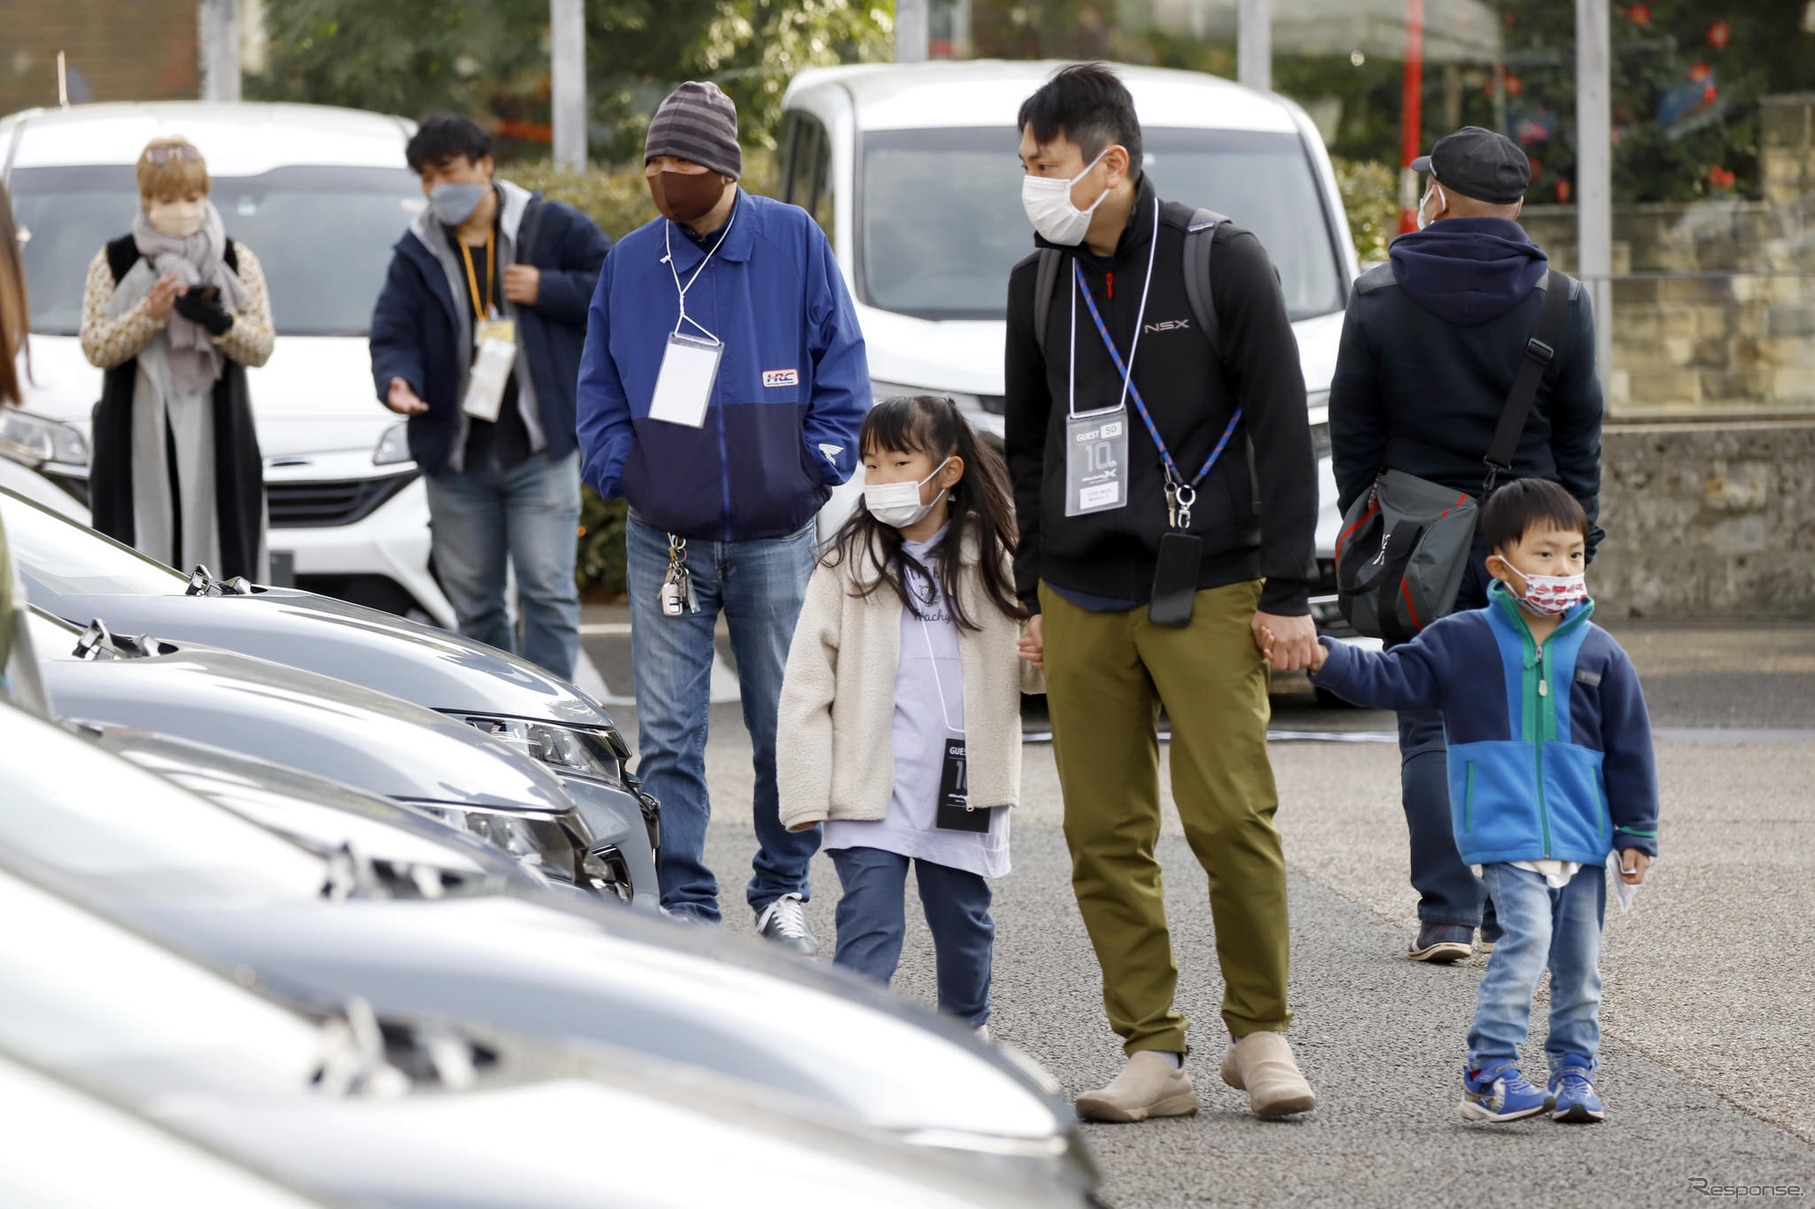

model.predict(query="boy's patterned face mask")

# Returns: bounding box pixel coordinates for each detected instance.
[1507,564,1588,615]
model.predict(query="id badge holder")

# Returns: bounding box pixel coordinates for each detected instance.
[933,735,988,832]
[648,332,722,428]
[462,318,517,423]
[1064,409,1129,516]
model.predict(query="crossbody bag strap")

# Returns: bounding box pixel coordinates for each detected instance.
[1483,268,1571,493]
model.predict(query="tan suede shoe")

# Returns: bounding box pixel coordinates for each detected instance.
[1219,1031,1316,1118]
[1074,1051,1199,1123]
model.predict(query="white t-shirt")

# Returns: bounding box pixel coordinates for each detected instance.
[821,532,1011,879]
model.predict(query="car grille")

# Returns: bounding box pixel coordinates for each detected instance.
[267,472,417,529]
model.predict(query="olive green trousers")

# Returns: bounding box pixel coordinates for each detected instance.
[1041,579,1293,1055]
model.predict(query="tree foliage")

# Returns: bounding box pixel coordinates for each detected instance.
[249,0,893,160]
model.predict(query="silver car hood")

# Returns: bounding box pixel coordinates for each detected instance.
[146,895,1074,1145]
[83,723,533,891]
[29,613,574,813]
[0,485,615,729]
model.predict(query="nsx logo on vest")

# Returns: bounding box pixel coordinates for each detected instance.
[1144,318,1191,334]
[762,368,799,388]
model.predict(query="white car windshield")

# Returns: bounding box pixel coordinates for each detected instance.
[13,164,423,337]
[859,126,1345,322]
[0,488,189,596]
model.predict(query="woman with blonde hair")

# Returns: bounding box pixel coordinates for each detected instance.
[79,136,273,579]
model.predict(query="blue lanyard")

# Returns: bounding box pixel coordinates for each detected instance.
[1074,257,1242,489]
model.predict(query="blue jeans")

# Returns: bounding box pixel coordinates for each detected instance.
[625,512,819,921]
[829,847,994,1027]
[424,449,581,679]
[1467,862,1606,1074]
[1397,537,1494,928]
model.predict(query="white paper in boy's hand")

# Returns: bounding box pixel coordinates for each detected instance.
[1606,851,1639,914]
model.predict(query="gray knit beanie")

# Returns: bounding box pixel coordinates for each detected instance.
[644,81,742,181]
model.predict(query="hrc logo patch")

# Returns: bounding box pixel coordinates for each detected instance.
[762,369,799,388]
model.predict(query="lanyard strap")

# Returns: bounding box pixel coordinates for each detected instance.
[1067,197,1159,421]
[662,207,737,344]
[1072,205,1242,489]
[458,233,494,325]
[912,566,961,736]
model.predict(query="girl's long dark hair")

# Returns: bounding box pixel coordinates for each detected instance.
[824,395,1023,632]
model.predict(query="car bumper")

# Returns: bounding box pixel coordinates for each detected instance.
[262,451,454,628]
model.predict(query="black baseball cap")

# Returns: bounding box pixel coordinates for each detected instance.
[1411,126,1530,205]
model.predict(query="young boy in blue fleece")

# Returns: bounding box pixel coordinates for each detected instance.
[1289,478,1658,1125]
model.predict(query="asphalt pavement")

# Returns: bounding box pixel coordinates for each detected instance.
[586,611,1815,1207]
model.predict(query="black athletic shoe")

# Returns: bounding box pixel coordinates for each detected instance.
[1409,923,1476,963]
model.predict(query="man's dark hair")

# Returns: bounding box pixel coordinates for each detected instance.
[1016,63,1142,177]
[1481,478,1588,551]
[406,113,492,174]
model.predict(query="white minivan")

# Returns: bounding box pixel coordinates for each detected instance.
[779,61,1363,633]
[1,101,455,626]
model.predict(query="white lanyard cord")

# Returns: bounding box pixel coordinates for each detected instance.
[663,206,737,344]
[1067,196,1161,420]
[912,564,961,736]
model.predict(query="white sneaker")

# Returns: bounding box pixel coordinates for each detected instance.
[975,1024,992,1043]
[754,893,819,957]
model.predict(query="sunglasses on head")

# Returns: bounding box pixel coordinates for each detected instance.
[143,144,202,165]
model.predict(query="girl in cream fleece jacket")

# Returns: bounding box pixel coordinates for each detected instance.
[778,396,1042,1032]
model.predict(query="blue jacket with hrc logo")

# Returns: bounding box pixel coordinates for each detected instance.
[576,190,869,542]
[1311,582,1659,866]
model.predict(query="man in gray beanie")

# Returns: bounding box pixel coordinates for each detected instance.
[577,81,870,953]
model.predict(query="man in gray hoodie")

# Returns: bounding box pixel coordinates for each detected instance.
[1329,125,1604,964]
[371,114,612,679]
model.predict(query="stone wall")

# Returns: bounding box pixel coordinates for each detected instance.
[1593,420,1815,619]
[1520,94,1815,420]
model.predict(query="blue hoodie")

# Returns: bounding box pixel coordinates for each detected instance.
[1388,216,1548,326]
[1311,582,1659,867]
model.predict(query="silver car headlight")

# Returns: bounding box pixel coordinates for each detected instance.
[373,421,413,467]
[455,715,627,789]
[411,803,584,885]
[0,410,90,468]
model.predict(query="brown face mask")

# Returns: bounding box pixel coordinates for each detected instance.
[649,169,729,224]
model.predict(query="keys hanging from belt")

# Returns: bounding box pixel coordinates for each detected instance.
[659,534,698,617]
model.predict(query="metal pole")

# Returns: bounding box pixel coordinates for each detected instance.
[198,0,240,102]
[1237,0,1270,93]
[550,0,587,172]
[896,0,929,64]
[1397,0,1424,235]
[1576,0,1613,393]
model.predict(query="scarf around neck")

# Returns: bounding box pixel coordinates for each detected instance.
[131,201,249,398]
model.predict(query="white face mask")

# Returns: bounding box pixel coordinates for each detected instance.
[1501,560,1588,616]
[147,199,207,239]
[1416,182,1446,231]
[1021,147,1113,247]
[863,457,952,530]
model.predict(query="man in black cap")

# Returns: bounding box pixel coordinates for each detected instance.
[1328,125,1605,963]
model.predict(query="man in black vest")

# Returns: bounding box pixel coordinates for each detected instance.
[1329,126,1604,964]
[1006,64,1319,1121]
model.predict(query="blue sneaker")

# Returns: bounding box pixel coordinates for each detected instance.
[1548,1063,1605,1123]
[1460,1062,1552,1122]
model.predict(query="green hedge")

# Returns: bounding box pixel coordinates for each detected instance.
[1331,155,1397,266]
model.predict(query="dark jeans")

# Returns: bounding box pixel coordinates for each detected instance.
[829,847,994,1028]
[1397,537,1498,930]
[625,513,820,922]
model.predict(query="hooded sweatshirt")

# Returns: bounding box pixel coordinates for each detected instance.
[1328,216,1605,556]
